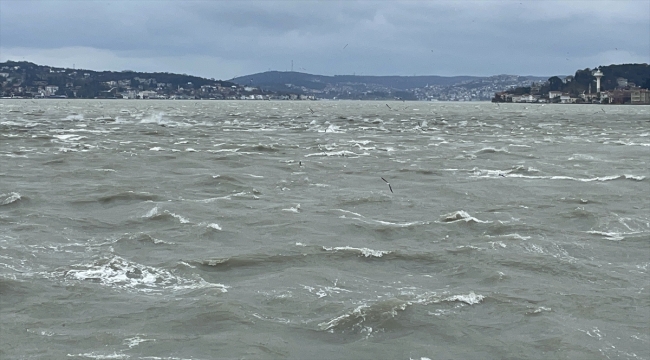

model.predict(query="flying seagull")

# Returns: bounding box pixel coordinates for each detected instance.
[385,104,392,110]
[343,44,348,49]
[309,107,315,114]
[381,177,393,193]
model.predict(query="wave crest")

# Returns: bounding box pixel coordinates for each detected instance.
[62,256,227,294]
[441,211,491,224]
[1,192,22,206]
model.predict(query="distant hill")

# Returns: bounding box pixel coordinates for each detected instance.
[0,61,240,99]
[231,71,481,91]
[230,71,547,100]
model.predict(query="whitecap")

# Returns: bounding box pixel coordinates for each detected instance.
[142,207,189,224]
[207,223,222,231]
[441,210,491,223]
[365,219,428,227]
[506,174,644,182]
[624,174,645,181]
[442,292,485,305]
[66,352,129,359]
[167,211,190,224]
[282,204,301,213]
[62,114,84,121]
[334,209,365,218]
[53,134,86,141]
[486,233,531,240]
[1,192,21,205]
[527,306,552,315]
[304,150,363,157]
[123,335,155,348]
[63,256,227,294]
[322,246,391,258]
[143,206,160,218]
[585,230,625,241]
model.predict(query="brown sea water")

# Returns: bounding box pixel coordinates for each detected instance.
[1,99,649,360]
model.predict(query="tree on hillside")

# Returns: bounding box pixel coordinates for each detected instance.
[641,78,650,90]
[548,76,563,91]
[574,68,593,87]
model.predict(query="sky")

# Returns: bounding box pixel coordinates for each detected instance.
[1,0,648,80]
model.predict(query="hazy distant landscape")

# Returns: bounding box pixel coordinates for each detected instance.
[229,71,549,100]
[1,60,548,101]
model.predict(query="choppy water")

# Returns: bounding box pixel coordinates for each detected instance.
[1,99,648,360]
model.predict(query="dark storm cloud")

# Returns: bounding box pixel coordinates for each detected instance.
[1,0,648,79]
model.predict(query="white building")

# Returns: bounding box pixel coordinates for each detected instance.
[560,95,576,104]
[138,90,157,99]
[45,85,59,96]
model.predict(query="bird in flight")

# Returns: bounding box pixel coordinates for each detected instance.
[381,177,393,193]
[386,104,392,110]
[309,107,315,114]
[343,44,348,49]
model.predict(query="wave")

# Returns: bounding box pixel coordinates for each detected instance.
[116,232,173,245]
[194,245,444,273]
[206,223,222,231]
[195,191,256,203]
[94,191,160,204]
[473,147,510,155]
[196,253,305,270]
[505,174,645,182]
[322,246,391,258]
[583,230,647,241]
[61,256,227,294]
[245,143,280,152]
[485,233,531,241]
[318,291,485,333]
[1,192,22,206]
[585,230,624,241]
[350,217,429,228]
[304,150,365,157]
[142,206,190,224]
[282,204,301,213]
[333,209,429,228]
[470,165,538,177]
[63,114,84,121]
[441,211,491,224]
[604,140,650,147]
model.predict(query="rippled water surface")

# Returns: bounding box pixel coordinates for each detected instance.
[1,100,649,360]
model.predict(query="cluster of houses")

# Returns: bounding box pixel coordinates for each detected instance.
[0,63,316,100]
[494,74,650,105]
[82,78,314,100]
[496,88,650,105]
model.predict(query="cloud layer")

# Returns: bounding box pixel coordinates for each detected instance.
[1,0,648,79]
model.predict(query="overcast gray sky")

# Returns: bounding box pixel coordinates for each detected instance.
[1,0,648,80]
